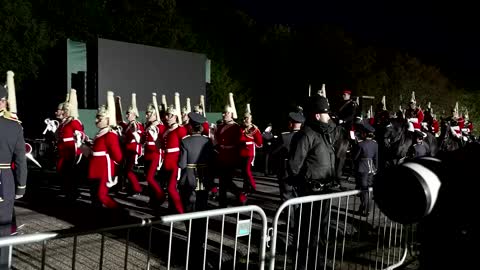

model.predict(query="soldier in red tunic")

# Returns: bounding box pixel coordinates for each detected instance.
[373,96,390,128]
[215,93,244,207]
[117,93,144,195]
[88,91,123,208]
[144,93,166,207]
[181,97,192,125]
[239,104,263,199]
[432,115,440,136]
[449,102,463,138]
[56,89,85,200]
[464,111,474,135]
[405,92,424,131]
[156,93,186,213]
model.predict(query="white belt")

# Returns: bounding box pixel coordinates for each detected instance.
[92,151,117,188]
[147,142,156,145]
[245,141,254,145]
[92,151,107,156]
[165,147,180,153]
[63,137,74,142]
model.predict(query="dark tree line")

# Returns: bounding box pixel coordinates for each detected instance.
[1,0,477,135]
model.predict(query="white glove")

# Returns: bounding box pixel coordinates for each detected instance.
[132,131,141,143]
[74,130,84,148]
[339,119,344,124]
[43,118,59,134]
[149,128,158,141]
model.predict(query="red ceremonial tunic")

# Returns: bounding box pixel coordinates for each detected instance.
[144,121,164,161]
[433,119,440,134]
[467,122,474,133]
[120,120,144,156]
[88,128,123,181]
[215,121,241,165]
[451,118,465,136]
[406,108,424,130]
[239,125,263,158]
[56,117,85,173]
[186,121,210,137]
[57,117,84,156]
[202,121,210,137]
[159,124,187,171]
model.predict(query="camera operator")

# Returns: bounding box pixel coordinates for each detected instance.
[374,144,477,269]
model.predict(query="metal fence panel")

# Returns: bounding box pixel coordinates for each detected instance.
[160,205,268,270]
[269,189,412,270]
[0,194,416,270]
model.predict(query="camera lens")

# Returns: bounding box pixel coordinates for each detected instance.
[373,158,442,224]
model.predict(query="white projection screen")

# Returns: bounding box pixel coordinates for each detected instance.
[97,38,207,112]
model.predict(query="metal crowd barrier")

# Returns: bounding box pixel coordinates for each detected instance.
[0,205,268,270]
[161,205,268,270]
[0,192,415,270]
[269,189,413,270]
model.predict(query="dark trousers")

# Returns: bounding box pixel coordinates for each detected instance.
[355,172,373,212]
[279,177,297,229]
[294,193,331,270]
[180,189,209,266]
[60,158,80,201]
[218,165,240,208]
[0,200,14,270]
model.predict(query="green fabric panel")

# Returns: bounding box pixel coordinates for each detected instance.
[67,39,87,91]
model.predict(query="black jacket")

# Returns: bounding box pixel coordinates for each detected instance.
[353,139,378,173]
[0,112,27,202]
[288,120,336,188]
[338,99,358,124]
[178,134,214,190]
[272,130,300,180]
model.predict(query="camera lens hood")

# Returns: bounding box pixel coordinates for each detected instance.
[373,157,442,224]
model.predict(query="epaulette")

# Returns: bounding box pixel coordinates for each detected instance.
[182,135,191,140]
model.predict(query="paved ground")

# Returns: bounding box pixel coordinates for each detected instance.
[9,167,419,269]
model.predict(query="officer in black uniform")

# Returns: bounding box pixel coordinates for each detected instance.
[178,112,214,266]
[352,122,377,216]
[288,95,336,270]
[407,130,430,158]
[337,89,358,130]
[273,109,305,202]
[0,85,27,269]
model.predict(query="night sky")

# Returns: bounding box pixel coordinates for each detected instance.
[234,0,480,89]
